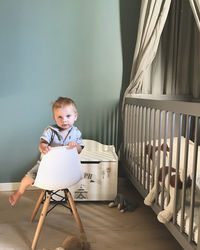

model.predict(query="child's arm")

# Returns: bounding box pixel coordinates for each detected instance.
[67,141,83,154]
[39,139,51,154]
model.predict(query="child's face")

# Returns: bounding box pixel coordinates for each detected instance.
[53,105,77,130]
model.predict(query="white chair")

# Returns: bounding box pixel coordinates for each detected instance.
[30,147,84,250]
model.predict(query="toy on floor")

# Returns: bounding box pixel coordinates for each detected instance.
[43,233,90,250]
[108,193,138,212]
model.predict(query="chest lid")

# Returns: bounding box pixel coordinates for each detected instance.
[79,139,118,162]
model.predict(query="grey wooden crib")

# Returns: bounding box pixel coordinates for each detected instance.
[122,95,200,250]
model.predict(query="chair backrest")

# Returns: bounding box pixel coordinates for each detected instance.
[34,147,82,190]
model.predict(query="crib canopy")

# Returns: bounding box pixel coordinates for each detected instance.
[124,0,200,101]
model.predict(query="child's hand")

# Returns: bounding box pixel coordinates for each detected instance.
[67,141,83,154]
[67,141,78,149]
[39,142,51,154]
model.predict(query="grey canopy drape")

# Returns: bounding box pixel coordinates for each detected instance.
[123,0,200,101]
[123,0,171,98]
[189,0,200,31]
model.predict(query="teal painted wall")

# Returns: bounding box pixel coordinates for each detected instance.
[0,0,140,182]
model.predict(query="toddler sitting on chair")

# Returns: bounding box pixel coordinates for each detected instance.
[9,97,84,206]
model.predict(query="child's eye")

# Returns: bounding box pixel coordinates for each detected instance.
[66,115,71,118]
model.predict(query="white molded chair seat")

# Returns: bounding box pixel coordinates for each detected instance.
[34,147,82,190]
[31,147,84,250]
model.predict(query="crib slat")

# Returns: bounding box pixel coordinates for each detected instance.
[136,106,140,180]
[180,115,191,233]
[139,107,144,185]
[173,114,183,225]
[197,205,200,250]
[188,116,198,243]
[124,104,128,158]
[129,105,134,162]
[126,104,130,160]
[151,109,156,188]
[133,105,137,177]
[147,108,152,192]
[130,105,135,176]
[167,112,175,204]
[160,111,169,209]
[155,110,162,204]
[143,107,147,188]
[127,105,132,160]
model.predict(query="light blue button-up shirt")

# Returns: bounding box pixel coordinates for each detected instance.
[40,125,84,148]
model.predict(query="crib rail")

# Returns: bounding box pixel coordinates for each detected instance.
[122,96,200,250]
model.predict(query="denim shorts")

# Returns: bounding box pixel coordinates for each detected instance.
[25,160,40,180]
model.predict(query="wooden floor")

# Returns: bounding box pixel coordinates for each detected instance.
[0,179,183,250]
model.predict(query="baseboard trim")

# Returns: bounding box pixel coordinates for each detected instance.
[0,182,38,191]
[0,178,125,192]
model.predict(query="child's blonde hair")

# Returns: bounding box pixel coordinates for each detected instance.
[52,97,77,113]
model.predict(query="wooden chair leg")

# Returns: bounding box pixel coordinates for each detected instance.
[65,190,84,233]
[31,193,51,250]
[30,190,46,222]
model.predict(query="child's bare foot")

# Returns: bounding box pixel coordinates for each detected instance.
[9,191,22,206]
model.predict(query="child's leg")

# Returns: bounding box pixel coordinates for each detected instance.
[9,176,34,206]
